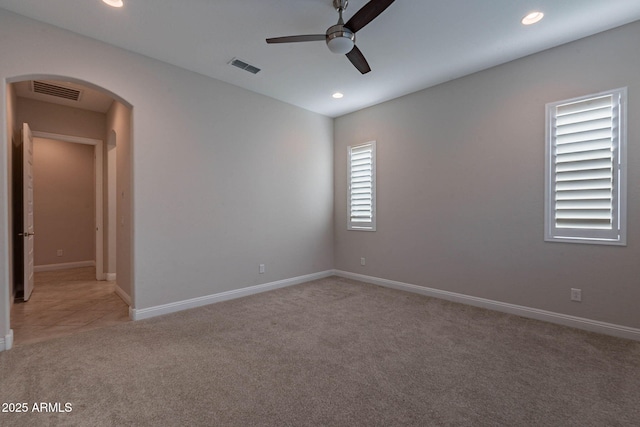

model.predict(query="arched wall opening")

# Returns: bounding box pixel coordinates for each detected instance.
[3,74,134,349]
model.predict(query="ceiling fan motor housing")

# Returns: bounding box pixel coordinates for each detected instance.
[326,25,355,54]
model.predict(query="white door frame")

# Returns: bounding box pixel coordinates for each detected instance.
[106,131,117,281]
[32,131,105,281]
[22,124,35,301]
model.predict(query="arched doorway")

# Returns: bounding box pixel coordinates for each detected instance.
[4,75,133,348]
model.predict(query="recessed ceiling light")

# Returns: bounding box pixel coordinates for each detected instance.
[332,92,344,99]
[102,0,124,8]
[521,11,544,25]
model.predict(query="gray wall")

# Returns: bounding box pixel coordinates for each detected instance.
[334,21,640,329]
[4,83,17,310]
[32,137,95,266]
[106,100,133,298]
[16,97,106,141]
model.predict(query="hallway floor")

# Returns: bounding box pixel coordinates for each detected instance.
[10,267,130,346]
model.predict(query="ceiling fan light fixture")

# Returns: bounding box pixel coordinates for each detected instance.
[102,0,124,8]
[327,37,354,54]
[326,25,355,54]
[521,11,544,25]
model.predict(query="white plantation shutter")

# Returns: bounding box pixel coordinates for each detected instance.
[545,88,627,245]
[348,141,376,231]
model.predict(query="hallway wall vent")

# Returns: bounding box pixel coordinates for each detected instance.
[31,80,83,102]
[228,58,261,74]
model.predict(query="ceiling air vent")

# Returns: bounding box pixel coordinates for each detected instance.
[31,80,82,101]
[229,58,261,75]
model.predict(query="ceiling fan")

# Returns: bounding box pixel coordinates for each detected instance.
[266,0,395,74]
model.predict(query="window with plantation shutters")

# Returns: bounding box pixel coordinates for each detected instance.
[545,88,627,245]
[348,141,376,231]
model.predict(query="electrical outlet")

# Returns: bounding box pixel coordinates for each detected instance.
[570,288,582,302]
[360,257,366,266]
[259,264,265,274]
[57,249,63,257]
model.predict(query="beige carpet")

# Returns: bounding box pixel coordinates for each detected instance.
[1,276,639,426]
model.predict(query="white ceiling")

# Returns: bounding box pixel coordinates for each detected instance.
[2,0,640,118]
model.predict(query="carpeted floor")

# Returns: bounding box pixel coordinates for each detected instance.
[1,276,639,426]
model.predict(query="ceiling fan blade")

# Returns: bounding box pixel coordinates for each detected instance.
[344,0,395,33]
[266,34,326,44]
[346,45,371,74]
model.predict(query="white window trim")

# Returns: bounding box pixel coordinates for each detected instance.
[544,87,627,246]
[348,141,376,231]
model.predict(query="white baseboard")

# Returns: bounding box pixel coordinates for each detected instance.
[1,330,14,351]
[35,260,95,272]
[105,273,117,281]
[114,284,131,306]
[131,270,334,321]
[334,270,640,342]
